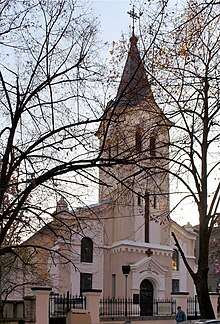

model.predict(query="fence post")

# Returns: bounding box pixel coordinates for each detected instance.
[82,289,102,324]
[31,286,52,324]
[23,295,36,322]
[209,292,219,319]
[171,292,189,317]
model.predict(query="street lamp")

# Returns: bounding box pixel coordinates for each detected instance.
[122,265,131,317]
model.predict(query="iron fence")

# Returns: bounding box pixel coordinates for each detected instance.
[187,296,201,319]
[49,292,201,320]
[100,298,176,318]
[49,292,86,318]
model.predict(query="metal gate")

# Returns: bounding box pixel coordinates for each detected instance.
[49,292,86,324]
[187,296,201,319]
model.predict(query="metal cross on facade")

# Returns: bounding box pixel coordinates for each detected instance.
[145,248,153,257]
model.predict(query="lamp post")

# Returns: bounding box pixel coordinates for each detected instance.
[122,265,131,317]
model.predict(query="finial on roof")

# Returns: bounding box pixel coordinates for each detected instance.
[127,5,143,37]
[130,34,138,47]
[56,197,68,212]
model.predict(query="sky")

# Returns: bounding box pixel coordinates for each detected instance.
[92,0,132,46]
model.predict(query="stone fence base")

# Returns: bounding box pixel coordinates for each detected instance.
[1,287,51,324]
[1,289,219,324]
[2,296,35,324]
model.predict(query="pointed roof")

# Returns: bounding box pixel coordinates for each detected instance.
[115,35,152,106]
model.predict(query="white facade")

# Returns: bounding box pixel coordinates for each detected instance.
[47,35,198,312]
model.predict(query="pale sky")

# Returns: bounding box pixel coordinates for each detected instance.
[92,0,132,44]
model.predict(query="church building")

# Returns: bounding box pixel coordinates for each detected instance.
[18,33,197,313]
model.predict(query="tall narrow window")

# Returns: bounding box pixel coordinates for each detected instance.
[153,195,157,209]
[150,136,156,157]
[108,144,111,159]
[81,237,93,263]
[172,279,180,292]
[144,191,150,243]
[80,273,92,294]
[115,137,119,156]
[138,194,142,206]
[172,249,179,271]
[135,128,142,153]
[112,274,116,298]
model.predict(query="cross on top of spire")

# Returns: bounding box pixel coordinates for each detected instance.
[127,5,143,36]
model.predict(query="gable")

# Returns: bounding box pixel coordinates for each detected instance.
[131,256,168,275]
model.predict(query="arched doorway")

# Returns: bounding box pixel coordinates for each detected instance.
[140,279,154,316]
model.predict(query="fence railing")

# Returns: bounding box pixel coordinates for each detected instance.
[49,293,201,319]
[187,296,201,318]
[49,292,86,318]
[100,298,176,318]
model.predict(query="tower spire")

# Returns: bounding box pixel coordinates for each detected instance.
[115,31,152,106]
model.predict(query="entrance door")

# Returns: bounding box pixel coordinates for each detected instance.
[140,279,153,316]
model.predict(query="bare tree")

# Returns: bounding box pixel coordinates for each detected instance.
[0,0,117,302]
[138,0,220,318]
[1,0,155,304]
[1,0,219,319]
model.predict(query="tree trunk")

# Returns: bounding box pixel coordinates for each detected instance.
[171,229,215,319]
[0,299,3,319]
[194,269,215,319]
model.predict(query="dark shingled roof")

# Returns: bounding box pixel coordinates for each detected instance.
[115,35,152,106]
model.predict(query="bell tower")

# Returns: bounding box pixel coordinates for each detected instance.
[97,33,172,245]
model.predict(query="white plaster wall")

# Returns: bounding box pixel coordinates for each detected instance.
[150,221,161,244]
[69,219,104,295]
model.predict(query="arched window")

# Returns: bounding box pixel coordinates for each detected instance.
[81,237,93,263]
[172,249,179,271]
